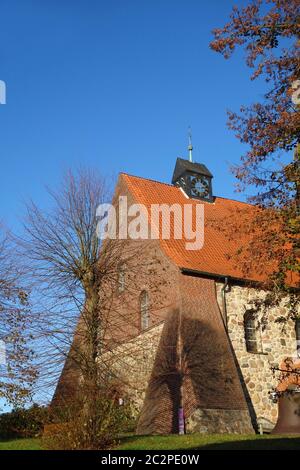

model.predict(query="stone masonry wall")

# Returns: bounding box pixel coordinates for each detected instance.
[100,322,164,413]
[187,409,254,434]
[216,282,298,428]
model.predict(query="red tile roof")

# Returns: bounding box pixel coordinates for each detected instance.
[121,173,267,283]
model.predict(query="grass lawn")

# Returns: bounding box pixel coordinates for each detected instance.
[118,433,300,450]
[0,438,42,450]
[0,434,299,450]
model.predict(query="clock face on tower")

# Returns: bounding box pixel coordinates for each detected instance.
[172,158,213,201]
[189,175,210,199]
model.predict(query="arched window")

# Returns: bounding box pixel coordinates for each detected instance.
[244,311,261,353]
[118,263,126,293]
[296,318,300,356]
[296,318,300,341]
[140,290,150,331]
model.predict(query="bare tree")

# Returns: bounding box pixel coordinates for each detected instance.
[19,168,169,448]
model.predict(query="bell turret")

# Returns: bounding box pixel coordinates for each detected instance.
[172,157,214,202]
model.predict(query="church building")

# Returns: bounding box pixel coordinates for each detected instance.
[53,145,299,435]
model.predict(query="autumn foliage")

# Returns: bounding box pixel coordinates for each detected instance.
[210,0,300,303]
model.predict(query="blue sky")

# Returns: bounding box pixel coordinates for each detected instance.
[0,0,269,233]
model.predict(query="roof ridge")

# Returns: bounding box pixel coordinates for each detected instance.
[120,172,175,189]
[120,172,252,207]
[213,195,253,206]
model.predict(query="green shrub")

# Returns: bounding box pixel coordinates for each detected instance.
[43,396,133,450]
[0,404,50,439]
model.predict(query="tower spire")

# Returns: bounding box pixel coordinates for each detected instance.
[188,127,193,162]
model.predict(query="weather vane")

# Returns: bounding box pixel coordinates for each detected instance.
[188,126,193,163]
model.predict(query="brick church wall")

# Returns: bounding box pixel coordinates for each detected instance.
[108,269,298,434]
[136,275,254,434]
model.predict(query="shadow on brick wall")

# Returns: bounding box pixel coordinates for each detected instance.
[137,308,252,434]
